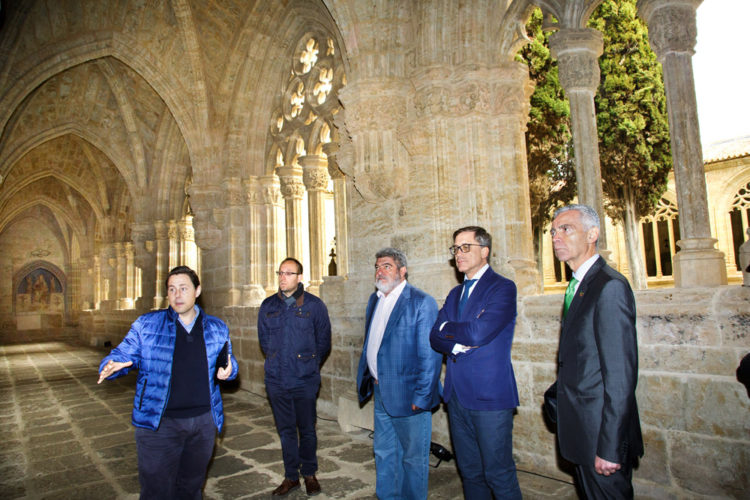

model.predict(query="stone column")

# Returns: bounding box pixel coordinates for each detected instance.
[549,28,610,255]
[323,143,349,277]
[93,255,101,309]
[130,222,155,312]
[123,242,135,309]
[168,220,179,270]
[277,165,306,262]
[243,176,267,306]
[261,175,285,294]
[638,0,727,286]
[301,155,330,294]
[153,220,169,309]
[99,245,117,310]
[222,178,245,306]
[115,242,129,309]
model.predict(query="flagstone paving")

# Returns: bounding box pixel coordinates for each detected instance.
[0,340,576,499]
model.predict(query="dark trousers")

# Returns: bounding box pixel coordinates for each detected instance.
[574,462,634,500]
[447,397,522,500]
[268,386,318,479]
[135,411,216,500]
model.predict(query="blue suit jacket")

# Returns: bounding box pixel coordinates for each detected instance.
[430,267,519,411]
[356,282,442,417]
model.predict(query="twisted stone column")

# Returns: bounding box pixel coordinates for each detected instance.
[301,155,330,294]
[550,28,610,255]
[638,0,727,286]
[277,166,306,262]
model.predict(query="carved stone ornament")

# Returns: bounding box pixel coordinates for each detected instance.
[303,165,329,191]
[277,167,306,200]
[549,29,603,92]
[192,219,222,250]
[643,5,697,58]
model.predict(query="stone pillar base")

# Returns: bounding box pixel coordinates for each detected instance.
[673,238,728,287]
[337,393,373,433]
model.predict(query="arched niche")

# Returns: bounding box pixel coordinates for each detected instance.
[12,260,67,330]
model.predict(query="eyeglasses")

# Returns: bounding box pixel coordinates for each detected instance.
[449,243,486,256]
[276,271,300,277]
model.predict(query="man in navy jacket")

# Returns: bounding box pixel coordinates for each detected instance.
[430,226,521,500]
[356,247,441,499]
[258,258,331,496]
[98,265,238,499]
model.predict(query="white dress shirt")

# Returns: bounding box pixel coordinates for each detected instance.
[366,279,407,380]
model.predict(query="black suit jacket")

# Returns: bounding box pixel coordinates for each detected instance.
[556,256,643,466]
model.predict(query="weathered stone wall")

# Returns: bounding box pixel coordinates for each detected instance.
[60,282,749,498]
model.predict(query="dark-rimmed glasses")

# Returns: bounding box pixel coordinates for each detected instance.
[449,243,486,256]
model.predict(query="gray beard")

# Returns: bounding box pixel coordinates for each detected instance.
[374,279,398,294]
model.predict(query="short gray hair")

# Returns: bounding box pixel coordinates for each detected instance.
[554,204,600,231]
[375,247,407,269]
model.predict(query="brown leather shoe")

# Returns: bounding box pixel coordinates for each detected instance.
[303,475,321,496]
[272,478,300,496]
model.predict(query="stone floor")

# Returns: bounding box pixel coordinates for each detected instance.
[0,340,576,499]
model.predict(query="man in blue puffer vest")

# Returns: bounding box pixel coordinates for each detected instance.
[258,257,331,497]
[98,265,238,499]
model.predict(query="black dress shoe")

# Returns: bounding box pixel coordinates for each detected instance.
[272,478,300,496]
[303,475,321,496]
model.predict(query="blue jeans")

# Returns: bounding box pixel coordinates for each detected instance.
[447,397,521,500]
[373,383,432,500]
[135,411,216,500]
[268,385,318,479]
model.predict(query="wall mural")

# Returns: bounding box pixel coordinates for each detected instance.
[16,269,64,313]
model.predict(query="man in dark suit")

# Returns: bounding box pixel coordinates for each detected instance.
[357,247,441,499]
[551,204,643,499]
[430,226,522,500]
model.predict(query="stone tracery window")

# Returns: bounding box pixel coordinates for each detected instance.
[267,33,347,292]
[729,181,750,270]
[640,197,680,278]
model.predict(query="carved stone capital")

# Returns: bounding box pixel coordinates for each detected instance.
[549,28,603,92]
[154,220,168,240]
[130,222,154,244]
[277,166,306,200]
[638,0,700,59]
[192,220,222,250]
[223,177,244,207]
[243,176,260,205]
[187,184,224,249]
[413,64,532,120]
[300,156,330,191]
[338,81,408,133]
[260,175,283,206]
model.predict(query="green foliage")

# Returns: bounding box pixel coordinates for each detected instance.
[588,0,672,220]
[519,8,576,246]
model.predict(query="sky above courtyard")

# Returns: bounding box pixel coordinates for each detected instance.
[693,0,750,149]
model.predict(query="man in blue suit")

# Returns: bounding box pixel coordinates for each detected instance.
[430,226,522,499]
[356,247,441,499]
